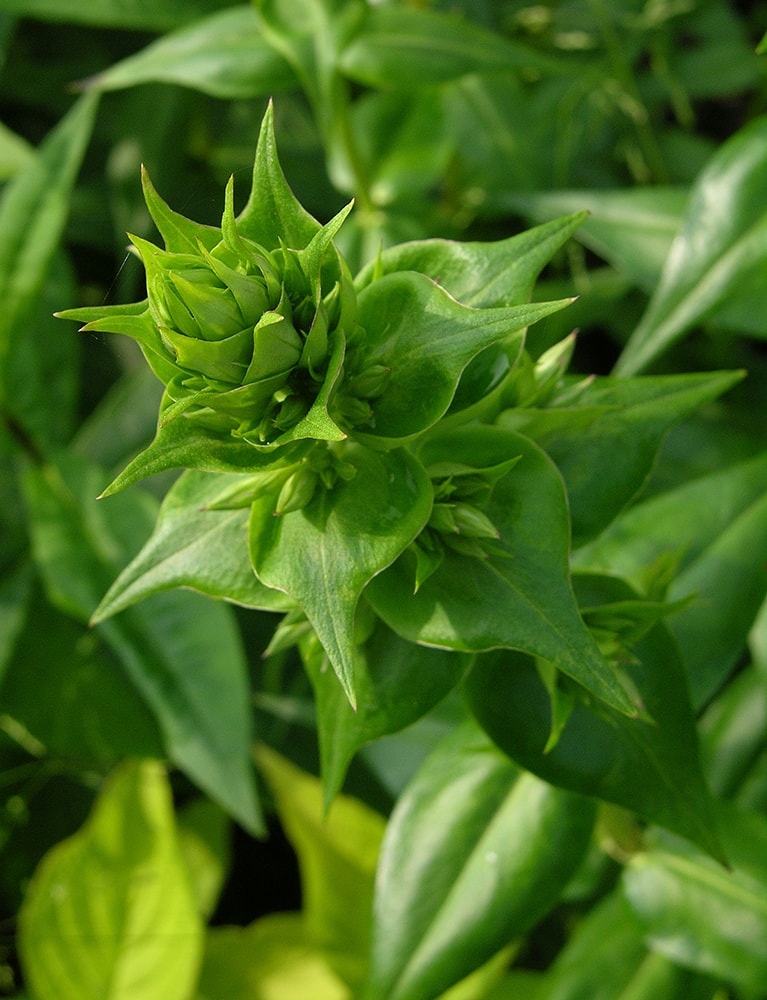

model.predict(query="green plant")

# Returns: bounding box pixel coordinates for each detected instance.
[2,2,767,999]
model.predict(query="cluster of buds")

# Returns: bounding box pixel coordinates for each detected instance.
[410,456,520,590]
[126,173,360,450]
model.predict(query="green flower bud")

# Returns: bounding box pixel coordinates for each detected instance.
[347,364,392,399]
[274,466,319,515]
[451,502,501,539]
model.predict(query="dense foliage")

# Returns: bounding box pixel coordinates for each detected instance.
[2,2,767,998]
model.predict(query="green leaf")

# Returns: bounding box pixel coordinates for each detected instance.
[237,101,322,251]
[623,801,767,994]
[493,188,688,294]
[362,720,595,1000]
[249,444,432,707]
[465,573,725,862]
[301,616,470,804]
[0,0,233,29]
[255,745,385,989]
[353,272,570,443]
[21,453,263,834]
[197,914,350,1000]
[517,370,744,549]
[355,213,588,308]
[0,93,98,419]
[18,760,203,1000]
[84,7,296,99]
[578,448,767,706]
[616,115,767,374]
[177,798,231,921]
[0,561,32,689]
[339,6,560,87]
[368,426,635,715]
[0,121,33,181]
[94,470,293,621]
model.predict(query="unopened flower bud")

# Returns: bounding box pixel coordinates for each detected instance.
[347,364,391,399]
[274,466,319,515]
[452,502,500,539]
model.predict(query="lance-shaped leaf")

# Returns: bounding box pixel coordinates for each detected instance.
[367,426,635,715]
[301,616,470,805]
[249,444,432,706]
[22,453,263,834]
[616,115,767,375]
[354,212,588,308]
[93,470,294,621]
[514,370,744,549]
[465,573,725,862]
[83,6,297,100]
[362,720,595,1000]
[352,272,572,443]
[623,801,767,994]
[0,92,98,414]
[18,760,203,1000]
[578,447,767,707]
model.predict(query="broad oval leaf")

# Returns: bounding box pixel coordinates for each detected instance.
[362,719,595,1000]
[367,426,634,715]
[465,573,724,862]
[18,760,203,1000]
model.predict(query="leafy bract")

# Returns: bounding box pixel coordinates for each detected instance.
[623,802,767,993]
[362,720,595,1000]
[353,272,571,443]
[507,370,743,548]
[465,573,724,862]
[367,426,635,715]
[84,7,296,99]
[94,470,294,620]
[617,115,767,374]
[22,453,262,833]
[250,444,432,706]
[18,760,203,1000]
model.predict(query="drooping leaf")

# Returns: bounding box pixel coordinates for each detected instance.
[367,426,635,715]
[21,453,263,834]
[352,272,571,443]
[616,115,767,374]
[249,444,432,707]
[578,447,767,706]
[623,801,767,994]
[84,7,296,99]
[509,370,744,549]
[18,760,203,1000]
[354,213,588,308]
[0,93,98,425]
[301,615,470,804]
[465,573,725,862]
[362,719,595,1000]
[255,745,385,989]
[93,470,293,621]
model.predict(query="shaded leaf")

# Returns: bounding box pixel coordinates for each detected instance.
[362,720,595,1000]
[18,760,203,1000]
[0,0,232,28]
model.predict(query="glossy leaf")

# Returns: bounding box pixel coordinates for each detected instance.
[578,447,767,706]
[368,426,635,715]
[353,272,570,442]
[354,213,588,308]
[466,573,724,862]
[362,720,595,1000]
[617,115,767,374]
[0,93,98,420]
[623,801,767,994]
[197,914,350,1000]
[18,760,203,1000]
[21,453,263,834]
[301,616,470,804]
[249,444,432,706]
[94,470,293,620]
[85,7,296,99]
[515,370,744,549]
[255,745,385,989]
[339,6,560,87]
